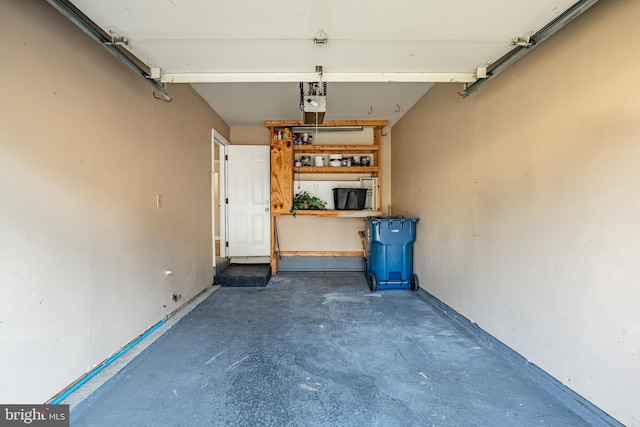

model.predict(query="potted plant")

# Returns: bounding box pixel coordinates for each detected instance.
[291,191,327,217]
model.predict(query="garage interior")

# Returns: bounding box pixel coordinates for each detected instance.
[1,1,638,426]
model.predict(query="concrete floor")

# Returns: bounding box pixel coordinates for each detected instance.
[72,273,592,426]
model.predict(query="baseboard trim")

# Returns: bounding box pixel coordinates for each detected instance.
[277,255,364,272]
[230,256,270,264]
[417,289,624,427]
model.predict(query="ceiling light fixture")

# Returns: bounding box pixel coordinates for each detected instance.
[313,29,328,45]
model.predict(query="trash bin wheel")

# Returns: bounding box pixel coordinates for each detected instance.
[410,274,419,291]
[369,274,377,292]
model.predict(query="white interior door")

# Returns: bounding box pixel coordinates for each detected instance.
[227,145,270,257]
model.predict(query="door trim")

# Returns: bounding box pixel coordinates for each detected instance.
[212,129,229,273]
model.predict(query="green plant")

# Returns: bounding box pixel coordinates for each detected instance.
[291,191,327,217]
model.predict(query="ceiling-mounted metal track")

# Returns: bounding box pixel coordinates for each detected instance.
[46,0,170,100]
[463,0,600,97]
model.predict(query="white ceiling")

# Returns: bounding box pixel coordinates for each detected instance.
[69,0,579,127]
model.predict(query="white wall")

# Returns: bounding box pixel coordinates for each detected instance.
[0,1,228,402]
[391,1,640,425]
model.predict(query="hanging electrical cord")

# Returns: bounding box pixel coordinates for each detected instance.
[314,78,326,141]
[315,81,320,143]
[153,91,172,103]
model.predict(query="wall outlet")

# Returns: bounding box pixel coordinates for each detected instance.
[156,193,163,208]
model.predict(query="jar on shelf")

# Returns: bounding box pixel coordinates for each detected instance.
[329,154,342,167]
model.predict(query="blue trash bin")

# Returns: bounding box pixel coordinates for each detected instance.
[364,216,419,291]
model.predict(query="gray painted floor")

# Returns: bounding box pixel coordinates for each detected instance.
[73,273,591,426]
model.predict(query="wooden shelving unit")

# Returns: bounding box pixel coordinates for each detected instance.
[274,209,382,218]
[292,166,378,174]
[293,145,380,153]
[292,143,378,173]
[266,119,388,273]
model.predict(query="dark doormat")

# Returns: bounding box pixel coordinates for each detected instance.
[215,264,271,287]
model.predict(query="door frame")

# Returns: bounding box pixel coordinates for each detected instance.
[212,129,229,271]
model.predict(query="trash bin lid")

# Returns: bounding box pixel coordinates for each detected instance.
[366,216,419,223]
